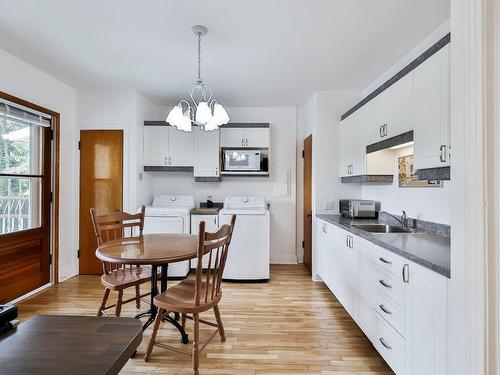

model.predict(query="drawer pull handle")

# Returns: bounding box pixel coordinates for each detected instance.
[379,279,392,288]
[379,304,392,315]
[379,337,392,350]
[379,257,392,264]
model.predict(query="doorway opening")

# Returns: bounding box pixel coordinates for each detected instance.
[303,135,312,274]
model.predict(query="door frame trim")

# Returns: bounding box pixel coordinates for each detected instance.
[0,91,60,285]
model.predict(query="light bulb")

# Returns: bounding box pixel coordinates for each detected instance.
[196,101,212,125]
[213,103,230,125]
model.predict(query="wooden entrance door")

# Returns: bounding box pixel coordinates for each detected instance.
[303,135,312,274]
[0,95,53,303]
[79,130,123,275]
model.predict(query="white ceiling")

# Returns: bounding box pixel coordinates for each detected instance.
[0,0,449,106]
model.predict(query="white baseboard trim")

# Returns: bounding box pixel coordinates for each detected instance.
[270,254,298,264]
[8,283,52,305]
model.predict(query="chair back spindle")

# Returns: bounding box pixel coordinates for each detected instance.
[194,215,236,306]
[90,206,145,274]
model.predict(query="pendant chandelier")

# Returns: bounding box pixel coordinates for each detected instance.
[166,25,229,132]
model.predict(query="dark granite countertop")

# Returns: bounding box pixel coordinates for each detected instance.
[316,213,450,278]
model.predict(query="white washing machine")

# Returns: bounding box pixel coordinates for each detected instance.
[143,195,194,278]
[218,196,270,281]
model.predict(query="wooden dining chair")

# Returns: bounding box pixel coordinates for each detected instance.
[90,206,152,317]
[144,214,237,375]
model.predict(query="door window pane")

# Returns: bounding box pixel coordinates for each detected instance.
[0,176,41,234]
[0,117,43,175]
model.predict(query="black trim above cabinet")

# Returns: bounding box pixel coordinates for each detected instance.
[219,123,269,128]
[341,33,451,121]
[417,166,450,181]
[194,176,222,182]
[144,166,194,172]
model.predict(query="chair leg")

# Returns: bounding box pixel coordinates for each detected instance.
[135,284,141,309]
[192,313,200,375]
[97,288,110,317]
[115,290,123,317]
[181,313,187,329]
[144,308,164,362]
[213,305,226,342]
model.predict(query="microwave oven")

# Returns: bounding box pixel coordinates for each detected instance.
[222,149,268,173]
[339,199,377,218]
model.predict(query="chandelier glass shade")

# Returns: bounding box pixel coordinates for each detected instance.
[166,25,229,132]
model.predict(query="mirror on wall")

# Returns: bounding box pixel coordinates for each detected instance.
[398,154,442,188]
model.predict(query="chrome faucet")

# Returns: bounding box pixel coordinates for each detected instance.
[385,210,409,228]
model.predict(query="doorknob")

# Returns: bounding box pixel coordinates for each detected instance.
[306,213,312,218]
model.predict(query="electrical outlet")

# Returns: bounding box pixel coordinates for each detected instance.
[323,200,335,210]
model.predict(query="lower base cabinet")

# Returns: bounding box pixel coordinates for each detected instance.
[315,218,447,375]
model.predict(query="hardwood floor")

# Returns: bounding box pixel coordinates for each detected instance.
[17,264,393,375]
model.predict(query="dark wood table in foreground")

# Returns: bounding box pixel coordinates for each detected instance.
[0,315,142,375]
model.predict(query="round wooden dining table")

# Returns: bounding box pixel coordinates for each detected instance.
[95,233,199,343]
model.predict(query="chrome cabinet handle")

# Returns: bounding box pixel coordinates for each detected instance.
[349,236,353,248]
[379,257,392,265]
[379,125,383,138]
[383,124,388,136]
[346,236,349,247]
[440,145,447,162]
[379,279,392,288]
[379,337,392,350]
[379,304,392,315]
[322,223,327,233]
[402,264,409,283]
[245,138,248,146]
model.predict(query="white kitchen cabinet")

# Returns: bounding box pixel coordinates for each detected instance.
[191,214,219,268]
[193,127,220,177]
[407,262,447,375]
[413,45,450,171]
[367,73,414,145]
[354,237,375,337]
[168,128,193,166]
[220,127,270,148]
[144,126,170,166]
[143,125,193,167]
[339,110,365,177]
[314,219,448,375]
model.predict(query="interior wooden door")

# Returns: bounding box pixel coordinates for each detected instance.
[0,99,53,303]
[303,135,313,274]
[79,130,123,275]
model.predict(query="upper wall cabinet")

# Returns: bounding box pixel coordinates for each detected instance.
[144,125,193,168]
[220,127,270,148]
[193,127,220,178]
[367,72,414,145]
[339,110,366,177]
[413,45,450,170]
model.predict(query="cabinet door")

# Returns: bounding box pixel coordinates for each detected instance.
[193,127,220,177]
[354,238,375,337]
[338,120,352,177]
[315,219,328,281]
[342,232,357,316]
[245,128,270,148]
[366,96,385,145]
[408,263,447,375]
[351,110,367,176]
[191,215,219,268]
[413,45,450,170]
[386,72,414,138]
[220,128,245,147]
[168,127,194,166]
[144,126,169,166]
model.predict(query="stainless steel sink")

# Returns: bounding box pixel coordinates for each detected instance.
[351,223,415,234]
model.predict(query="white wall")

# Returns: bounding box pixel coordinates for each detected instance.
[0,48,78,281]
[296,91,360,268]
[150,106,298,264]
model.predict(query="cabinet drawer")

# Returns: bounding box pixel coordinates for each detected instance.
[374,291,406,338]
[372,246,406,278]
[373,266,408,309]
[372,311,406,375]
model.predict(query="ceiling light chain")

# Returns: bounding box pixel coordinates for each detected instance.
[165,25,229,132]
